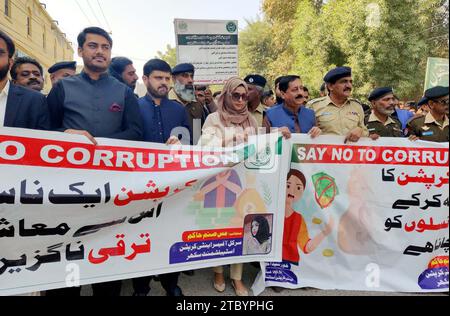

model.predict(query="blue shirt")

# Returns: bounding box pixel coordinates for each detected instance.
[138,95,191,144]
[265,103,316,134]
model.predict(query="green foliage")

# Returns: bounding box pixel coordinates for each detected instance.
[239,0,449,99]
[156,44,177,68]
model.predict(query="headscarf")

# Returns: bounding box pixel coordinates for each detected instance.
[252,215,272,244]
[217,77,258,131]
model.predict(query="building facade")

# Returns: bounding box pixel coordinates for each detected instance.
[1,0,74,92]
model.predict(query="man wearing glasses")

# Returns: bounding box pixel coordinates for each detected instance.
[407,86,449,143]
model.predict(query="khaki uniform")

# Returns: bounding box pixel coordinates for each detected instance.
[365,112,403,138]
[251,103,265,127]
[307,96,369,136]
[407,112,449,143]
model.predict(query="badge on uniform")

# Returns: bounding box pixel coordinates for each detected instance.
[321,112,332,117]
[422,131,434,136]
[349,112,358,116]
[422,126,430,131]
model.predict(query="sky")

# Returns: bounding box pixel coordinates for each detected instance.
[42,0,263,78]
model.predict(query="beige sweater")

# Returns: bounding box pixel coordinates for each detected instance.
[198,113,257,148]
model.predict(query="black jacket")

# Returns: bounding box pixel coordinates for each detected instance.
[4,83,50,130]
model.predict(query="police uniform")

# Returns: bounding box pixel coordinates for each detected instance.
[407,113,449,142]
[170,63,207,129]
[365,87,403,137]
[365,112,403,137]
[308,67,369,136]
[308,96,369,136]
[244,74,267,127]
[406,86,449,143]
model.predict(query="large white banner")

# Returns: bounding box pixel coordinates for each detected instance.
[253,135,449,294]
[0,128,289,296]
[175,18,239,85]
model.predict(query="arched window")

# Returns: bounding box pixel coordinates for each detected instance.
[27,8,32,36]
[43,26,46,49]
[4,0,11,17]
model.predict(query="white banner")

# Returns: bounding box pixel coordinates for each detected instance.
[175,18,239,85]
[0,128,289,295]
[253,135,449,294]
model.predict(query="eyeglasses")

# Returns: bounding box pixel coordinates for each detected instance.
[231,93,249,102]
[432,99,449,106]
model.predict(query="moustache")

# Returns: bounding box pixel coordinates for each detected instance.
[158,85,168,90]
[27,79,40,85]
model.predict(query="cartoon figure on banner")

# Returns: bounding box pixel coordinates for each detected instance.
[243,214,273,255]
[283,169,334,265]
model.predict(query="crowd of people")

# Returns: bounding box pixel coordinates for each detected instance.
[0,25,448,297]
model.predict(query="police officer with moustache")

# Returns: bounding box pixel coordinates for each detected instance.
[365,87,403,138]
[308,67,369,143]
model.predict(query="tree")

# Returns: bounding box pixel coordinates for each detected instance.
[239,19,277,83]
[156,44,177,68]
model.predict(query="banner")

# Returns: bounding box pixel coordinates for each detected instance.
[252,135,449,294]
[424,57,449,91]
[0,128,289,295]
[175,18,239,85]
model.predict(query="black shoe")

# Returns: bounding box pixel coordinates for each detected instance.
[182,270,195,276]
[167,286,184,297]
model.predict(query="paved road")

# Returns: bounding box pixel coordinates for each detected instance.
[81,263,446,296]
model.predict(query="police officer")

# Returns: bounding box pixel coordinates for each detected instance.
[48,61,77,86]
[365,87,403,138]
[169,63,206,139]
[407,86,449,143]
[307,66,368,143]
[244,74,267,127]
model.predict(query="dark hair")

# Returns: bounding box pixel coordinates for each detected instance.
[274,76,286,87]
[320,82,326,93]
[77,27,113,48]
[279,75,301,93]
[0,30,15,58]
[213,91,221,98]
[195,85,207,92]
[109,57,133,83]
[303,86,309,93]
[287,169,306,189]
[252,215,271,244]
[10,57,43,80]
[261,90,273,104]
[143,59,171,76]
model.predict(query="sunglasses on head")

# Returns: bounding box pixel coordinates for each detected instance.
[231,92,249,102]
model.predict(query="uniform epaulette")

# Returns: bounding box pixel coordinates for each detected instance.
[348,98,363,105]
[306,97,327,108]
[407,114,425,125]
